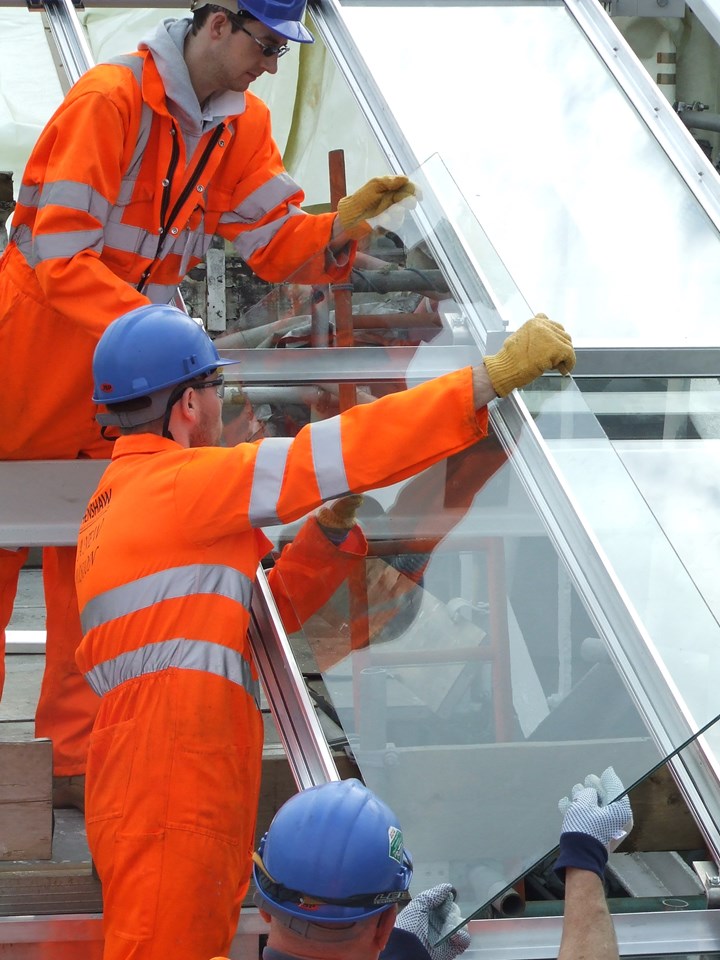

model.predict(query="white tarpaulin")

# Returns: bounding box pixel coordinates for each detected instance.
[0,6,386,218]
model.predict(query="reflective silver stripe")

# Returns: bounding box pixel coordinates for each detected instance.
[33,228,104,263]
[309,417,349,499]
[84,637,260,698]
[104,221,211,262]
[115,100,153,207]
[104,220,159,259]
[107,52,143,81]
[248,420,349,524]
[16,183,40,209]
[10,224,38,267]
[38,181,111,221]
[80,563,253,633]
[145,282,180,304]
[231,208,303,261]
[219,173,301,227]
[168,226,212,261]
[249,438,292,525]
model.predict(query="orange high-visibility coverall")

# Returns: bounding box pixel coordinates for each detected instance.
[74,368,488,960]
[0,16,352,775]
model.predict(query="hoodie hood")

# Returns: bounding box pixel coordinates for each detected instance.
[138,18,246,137]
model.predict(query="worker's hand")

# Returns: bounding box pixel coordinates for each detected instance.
[554,766,633,880]
[336,175,417,239]
[316,494,364,532]
[395,884,471,960]
[483,313,576,398]
[316,495,365,547]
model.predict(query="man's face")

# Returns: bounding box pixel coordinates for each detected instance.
[214,15,286,92]
[188,373,224,448]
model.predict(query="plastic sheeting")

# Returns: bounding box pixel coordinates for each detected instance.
[0,5,385,217]
[0,10,65,187]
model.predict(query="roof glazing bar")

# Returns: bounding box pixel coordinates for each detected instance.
[249,567,340,790]
[33,0,93,86]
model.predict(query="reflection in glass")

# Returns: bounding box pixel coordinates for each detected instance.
[266,425,665,928]
[219,152,720,937]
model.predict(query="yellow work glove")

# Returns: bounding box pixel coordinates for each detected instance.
[484,313,576,398]
[316,494,365,531]
[336,176,417,239]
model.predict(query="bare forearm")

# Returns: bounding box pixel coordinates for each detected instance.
[558,869,618,960]
[330,213,352,254]
[472,363,498,409]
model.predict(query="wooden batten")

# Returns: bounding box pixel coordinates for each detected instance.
[0,739,53,861]
[623,763,706,853]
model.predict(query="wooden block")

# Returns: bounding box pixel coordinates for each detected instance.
[621,763,706,853]
[0,740,53,861]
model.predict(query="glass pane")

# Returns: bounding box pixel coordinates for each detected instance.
[527,377,720,740]
[567,373,720,783]
[332,1,720,347]
[263,420,670,931]
[226,153,720,937]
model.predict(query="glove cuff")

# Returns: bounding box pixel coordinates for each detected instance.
[483,352,518,398]
[381,927,432,960]
[336,198,372,239]
[316,521,351,545]
[554,832,608,882]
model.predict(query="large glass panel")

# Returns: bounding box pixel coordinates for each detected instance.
[258,402,701,934]
[328,1,720,347]
[526,377,720,740]
[220,156,720,935]
[560,373,720,781]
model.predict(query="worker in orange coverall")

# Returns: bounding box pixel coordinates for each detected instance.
[0,0,414,808]
[74,301,574,960]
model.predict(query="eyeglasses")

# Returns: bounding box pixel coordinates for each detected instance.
[191,375,225,400]
[237,22,289,58]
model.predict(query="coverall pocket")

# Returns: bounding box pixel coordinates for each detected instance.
[105,832,164,943]
[85,718,136,823]
[166,741,261,846]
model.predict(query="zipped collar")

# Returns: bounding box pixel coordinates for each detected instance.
[111,434,182,460]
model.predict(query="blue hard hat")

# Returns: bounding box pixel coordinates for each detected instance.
[253,779,413,924]
[92,304,237,404]
[239,0,313,42]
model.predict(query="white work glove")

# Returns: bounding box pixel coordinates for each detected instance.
[554,766,633,880]
[395,884,471,960]
[367,193,418,234]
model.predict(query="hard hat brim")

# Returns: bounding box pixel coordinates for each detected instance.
[190,0,314,42]
[257,16,313,42]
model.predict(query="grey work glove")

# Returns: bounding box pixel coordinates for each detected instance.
[395,884,471,960]
[554,766,633,880]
